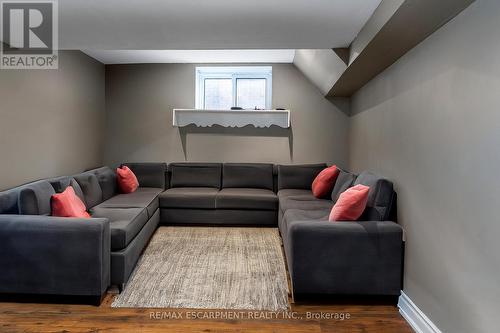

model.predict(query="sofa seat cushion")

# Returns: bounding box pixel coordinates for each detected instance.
[277,189,315,200]
[280,208,330,239]
[96,187,162,218]
[159,187,218,209]
[90,207,149,251]
[279,196,333,213]
[216,188,278,211]
[284,208,330,224]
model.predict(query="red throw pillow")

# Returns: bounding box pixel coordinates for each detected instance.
[116,166,139,193]
[312,165,340,198]
[329,184,370,221]
[51,186,90,218]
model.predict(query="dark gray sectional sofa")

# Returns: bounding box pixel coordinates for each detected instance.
[0,162,404,304]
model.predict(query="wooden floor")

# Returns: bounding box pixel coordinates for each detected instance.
[0,293,413,333]
[0,230,412,332]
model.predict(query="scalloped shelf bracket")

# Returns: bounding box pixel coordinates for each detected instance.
[173,109,290,128]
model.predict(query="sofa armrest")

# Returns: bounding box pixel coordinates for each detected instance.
[0,215,110,298]
[122,162,168,189]
[277,164,326,190]
[286,220,403,295]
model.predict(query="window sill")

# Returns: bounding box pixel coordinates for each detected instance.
[172,109,290,128]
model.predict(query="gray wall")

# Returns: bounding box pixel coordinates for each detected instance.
[104,63,349,167]
[348,1,500,332]
[0,50,105,191]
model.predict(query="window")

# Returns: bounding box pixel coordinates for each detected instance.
[196,66,272,110]
[204,79,233,109]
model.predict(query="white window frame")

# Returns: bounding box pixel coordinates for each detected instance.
[195,66,272,110]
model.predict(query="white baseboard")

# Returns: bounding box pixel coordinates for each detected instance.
[398,291,442,333]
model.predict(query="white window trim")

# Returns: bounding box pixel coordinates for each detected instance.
[195,66,272,109]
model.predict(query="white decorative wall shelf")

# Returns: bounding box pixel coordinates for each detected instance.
[173,109,290,128]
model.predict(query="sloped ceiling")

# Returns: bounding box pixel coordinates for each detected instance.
[294,0,475,100]
[293,49,347,96]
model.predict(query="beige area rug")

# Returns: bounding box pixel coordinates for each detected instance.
[111,227,289,310]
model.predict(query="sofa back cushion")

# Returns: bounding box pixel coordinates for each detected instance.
[122,163,168,189]
[0,188,22,214]
[353,171,395,221]
[18,181,55,215]
[94,167,117,200]
[0,177,86,215]
[331,170,357,203]
[222,163,274,190]
[277,164,327,190]
[169,163,222,188]
[69,179,85,202]
[73,173,103,209]
[49,176,72,194]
